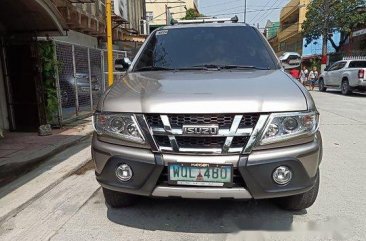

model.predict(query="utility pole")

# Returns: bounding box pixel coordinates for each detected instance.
[321,0,330,72]
[106,0,114,86]
[244,0,247,23]
[166,4,169,25]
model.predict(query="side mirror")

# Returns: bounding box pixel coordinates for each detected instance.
[115,57,132,72]
[324,66,329,71]
[280,57,301,70]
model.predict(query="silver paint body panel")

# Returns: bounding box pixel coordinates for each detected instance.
[99,70,310,114]
[151,186,253,199]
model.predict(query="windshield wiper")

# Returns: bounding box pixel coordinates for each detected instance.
[134,66,175,72]
[191,64,222,70]
[135,65,270,72]
[190,64,270,70]
[220,65,270,70]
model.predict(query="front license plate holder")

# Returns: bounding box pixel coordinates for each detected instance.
[168,163,233,187]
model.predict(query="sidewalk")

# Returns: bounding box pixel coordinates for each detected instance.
[0,118,94,182]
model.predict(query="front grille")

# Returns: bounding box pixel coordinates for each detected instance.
[231,136,250,148]
[176,136,226,149]
[146,114,164,128]
[239,114,260,128]
[169,114,235,128]
[145,113,261,153]
[155,135,170,146]
[145,114,260,129]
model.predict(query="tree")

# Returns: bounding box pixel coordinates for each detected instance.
[182,8,203,20]
[302,0,366,52]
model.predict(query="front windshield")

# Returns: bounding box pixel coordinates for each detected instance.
[133,26,278,71]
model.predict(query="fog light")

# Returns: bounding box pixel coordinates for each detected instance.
[116,164,133,182]
[273,166,292,185]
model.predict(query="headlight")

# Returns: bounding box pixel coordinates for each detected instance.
[260,111,319,145]
[93,113,145,144]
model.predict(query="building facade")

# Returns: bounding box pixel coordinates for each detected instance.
[276,0,310,55]
[146,0,199,31]
[341,3,366,54]
[0,0,146,132]
[265,20,280,56]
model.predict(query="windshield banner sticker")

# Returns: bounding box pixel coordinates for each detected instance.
[156,30,169,36]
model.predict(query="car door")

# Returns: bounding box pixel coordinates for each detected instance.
[332,61,347,86]
[325,62,340,86]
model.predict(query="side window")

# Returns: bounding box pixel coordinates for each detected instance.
[337,62,347,70]
[349,61,366,68]
[328,63,339,71]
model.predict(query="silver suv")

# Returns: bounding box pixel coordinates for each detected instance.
[92,21,322,211]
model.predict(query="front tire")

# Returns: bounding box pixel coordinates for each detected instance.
[319,79,327,92]
[276,172,320,211]
[341,79,353,95]
[102,188,136,208]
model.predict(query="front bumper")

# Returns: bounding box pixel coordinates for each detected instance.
[92,132,322,199]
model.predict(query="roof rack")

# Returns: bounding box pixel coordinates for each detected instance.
[172,16,239,25]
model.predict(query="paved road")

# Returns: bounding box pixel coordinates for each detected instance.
[1,90,366,241]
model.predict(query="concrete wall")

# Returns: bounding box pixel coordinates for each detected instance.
[0,55,9,130]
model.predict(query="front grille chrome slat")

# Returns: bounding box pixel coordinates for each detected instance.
[144,114,261,154]
[151,127,253,137]
[223,115,243,153]
[160,115,179,152]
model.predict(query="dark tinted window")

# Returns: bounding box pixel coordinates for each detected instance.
[329,62,346,71]
[328,63,339,71]
[134,26,277,71]
[337,62,347,70]
[349,61,366,68]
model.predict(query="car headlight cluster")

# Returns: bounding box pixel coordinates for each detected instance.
[93,113,145,144]
[260,111,319,145]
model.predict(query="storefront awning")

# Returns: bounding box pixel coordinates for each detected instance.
[0,0,67,35]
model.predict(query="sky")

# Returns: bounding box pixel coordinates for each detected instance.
[198,0,289,30]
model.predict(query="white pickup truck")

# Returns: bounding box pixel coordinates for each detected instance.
[318,59,366,95]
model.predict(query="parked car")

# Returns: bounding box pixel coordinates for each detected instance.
[319,59,366,95]
[60,73,101,108]
[92,18,322,211]
[279,52,302,70]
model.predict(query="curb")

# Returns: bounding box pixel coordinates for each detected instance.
[0,140,93,224]
[0,129,93,180]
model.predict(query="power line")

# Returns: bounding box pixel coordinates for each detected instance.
[209,4,306,15]
[249,0,272,23]
[207,5,301,15]
[250,0,292,27]
[255,0,282,25]
[213,7,282,17]
[205,5,246,15]
[199,0,242,10]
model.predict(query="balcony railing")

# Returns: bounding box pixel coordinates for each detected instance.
[278,22,299,42]
[280,0,300,21]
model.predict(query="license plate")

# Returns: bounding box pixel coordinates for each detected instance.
[168,163,233,187]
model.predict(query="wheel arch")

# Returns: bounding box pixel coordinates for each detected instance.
[341,76,349,87]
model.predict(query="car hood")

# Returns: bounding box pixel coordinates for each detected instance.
[100,70,308,113]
